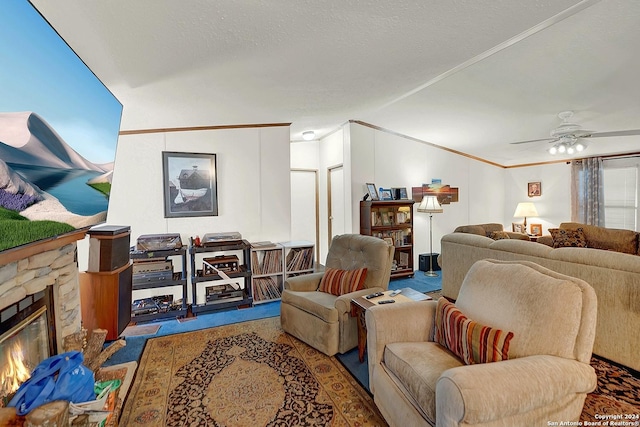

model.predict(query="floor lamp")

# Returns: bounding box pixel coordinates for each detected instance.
[418,195,443,277]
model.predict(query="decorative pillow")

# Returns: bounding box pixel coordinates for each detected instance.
[318,267,368,296]
[434,298,514,365]
[488,231,510,240]
[549,227,587,248]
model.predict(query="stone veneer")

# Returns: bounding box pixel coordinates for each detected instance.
[0,241,82,353]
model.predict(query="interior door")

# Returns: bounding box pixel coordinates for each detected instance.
[328,165,345,246]
[290,169,319,263]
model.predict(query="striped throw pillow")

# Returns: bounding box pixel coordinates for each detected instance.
[318,267,368,296]
[434,298,514,365]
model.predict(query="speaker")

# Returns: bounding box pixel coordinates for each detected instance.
[419,253,440,272]
[87,225,131,272]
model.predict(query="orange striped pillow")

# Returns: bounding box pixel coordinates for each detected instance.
[435,298,513,364]
[318,267,368,296]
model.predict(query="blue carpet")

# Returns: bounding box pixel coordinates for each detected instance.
[105,272,442,393]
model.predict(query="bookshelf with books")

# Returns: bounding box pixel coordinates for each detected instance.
[250,242,285,304]
[281,241,315,279]
[360,200,415,279]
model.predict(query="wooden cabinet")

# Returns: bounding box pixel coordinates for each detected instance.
[79,263,132,340]
[360,200,415,279]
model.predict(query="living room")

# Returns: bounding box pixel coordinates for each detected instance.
[2,1,639,425]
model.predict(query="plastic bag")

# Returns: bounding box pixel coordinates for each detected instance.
[8,351,96,416]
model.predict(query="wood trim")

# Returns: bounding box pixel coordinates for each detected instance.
[1,229,86,265]
[350,120,505,168]
[351,120,640,169]
[119,122,291,136]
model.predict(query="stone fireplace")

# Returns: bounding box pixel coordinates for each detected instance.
[0,232,85,404]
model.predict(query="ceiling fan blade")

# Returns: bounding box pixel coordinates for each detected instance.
[510,137,557,145]
[586,129,640,138]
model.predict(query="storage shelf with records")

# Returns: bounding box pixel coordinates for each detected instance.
[250,242,284,304]
[189,239,253,314]
[129,246,188,323]
[360,200,415,279]
[281,241,315,279]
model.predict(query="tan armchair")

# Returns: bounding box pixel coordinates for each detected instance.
[366,259,597,427]
[280,234,394,356]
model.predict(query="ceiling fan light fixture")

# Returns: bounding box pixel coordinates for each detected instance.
[557,143,567,154]
[549,145,558,155]
[575,141,586,152]
[567,145,575,154]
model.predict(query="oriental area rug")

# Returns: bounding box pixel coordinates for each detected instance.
[119,317,385,426]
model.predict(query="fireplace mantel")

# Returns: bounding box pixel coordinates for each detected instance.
[1,229,87,265]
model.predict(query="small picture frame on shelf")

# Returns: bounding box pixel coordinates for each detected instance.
[383,237,394,246]
[530,223,543,236]
[392,187,408,200]
[366,183,379,201]
[379,188,393,200]
[512,223,525,233]
[528,182,541,197]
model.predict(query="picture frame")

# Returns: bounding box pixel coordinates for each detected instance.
[379,188,393,200]
[530,223,543,236]
[392,187,408,200]
[162,152,218,218]
[528,182,541,197]
[512,223,525,233]
[366,183,379,201]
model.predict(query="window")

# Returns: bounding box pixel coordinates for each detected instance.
[603,158,639,231]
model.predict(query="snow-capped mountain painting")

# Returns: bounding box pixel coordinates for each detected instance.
[0,1,123,252]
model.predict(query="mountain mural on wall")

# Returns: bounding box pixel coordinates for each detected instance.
[0,111,111,229]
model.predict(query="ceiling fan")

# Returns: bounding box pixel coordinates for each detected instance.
[511,111,640,155]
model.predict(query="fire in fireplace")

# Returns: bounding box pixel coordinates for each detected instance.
[0,289,55,407]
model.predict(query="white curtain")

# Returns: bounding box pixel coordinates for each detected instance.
[571,157,604,226]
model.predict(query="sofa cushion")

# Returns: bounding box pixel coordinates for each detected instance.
[434,298,514,364]
[383,341,463,424]
[318,267,368,296]
[489,231,510,240]
[549,227,587,248]
[561,222,638,255]
[280,290,339,322]
[454,225,487,236]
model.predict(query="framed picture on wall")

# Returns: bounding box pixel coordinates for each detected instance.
[162,152,218,218]
[528,182,542,197]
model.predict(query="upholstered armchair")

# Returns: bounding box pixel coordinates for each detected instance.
[366,259,598,427]
[281,234,394,356]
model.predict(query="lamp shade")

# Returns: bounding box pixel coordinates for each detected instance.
[513,202,538,218]
[418,196,443,213]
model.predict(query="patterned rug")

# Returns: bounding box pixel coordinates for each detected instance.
[581,356,640,422]
[119,317,385,426]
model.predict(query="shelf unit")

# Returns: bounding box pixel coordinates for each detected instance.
[281,241,315,279]
[360,200,415,279]
[129,247,189,323]
[250,243,284,304]
[189,240,253,314]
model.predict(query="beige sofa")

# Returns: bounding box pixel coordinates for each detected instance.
[440,223,640,372]
[366,259,597,427]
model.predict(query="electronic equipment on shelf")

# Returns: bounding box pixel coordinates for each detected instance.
[205,284,244,304]
[136,233,183,251]
[201,232,242,246]
[132,270,173,284]
[132,260,173,274]
[202,255,239,275]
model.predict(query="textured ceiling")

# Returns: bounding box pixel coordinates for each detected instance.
[31,0,640,166]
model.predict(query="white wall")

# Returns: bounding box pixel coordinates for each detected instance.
[77,125,292,273]
[348,123,505,266]
[504,162,571,235]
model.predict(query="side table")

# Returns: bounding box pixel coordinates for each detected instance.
[350,288,432,363]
